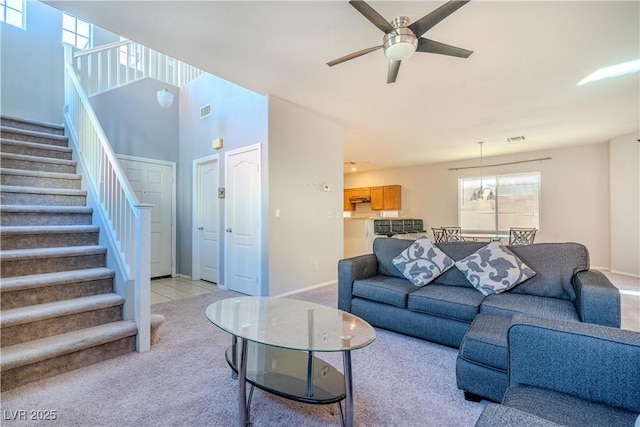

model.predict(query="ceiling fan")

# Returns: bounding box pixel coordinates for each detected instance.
[327,0,473,83]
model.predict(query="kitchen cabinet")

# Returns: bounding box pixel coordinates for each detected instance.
[343,189,355,211]
[350,187,371,198]
[371,185,401,210]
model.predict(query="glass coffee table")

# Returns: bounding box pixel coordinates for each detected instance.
[206,297,376,427]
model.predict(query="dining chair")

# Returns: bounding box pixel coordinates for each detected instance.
[509,228,537,245]
[431,228,446,243]
[442,226,463,242]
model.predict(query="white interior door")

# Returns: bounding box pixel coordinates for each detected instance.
[119,156,174,278]
[225,144,261,295]
[196,159,220,283]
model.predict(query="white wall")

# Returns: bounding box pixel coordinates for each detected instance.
[609,132,640,276]
[267,96,344,296]
[1,1,64,123]
[178,73,268,277]
[91,78,180,163]
[345,143,611,268]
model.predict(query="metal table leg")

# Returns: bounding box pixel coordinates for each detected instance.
[238,337,249,427]
[342,350,353,427]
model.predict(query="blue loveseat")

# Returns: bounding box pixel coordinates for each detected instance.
[475,316,640,426]
[338,237,621,402]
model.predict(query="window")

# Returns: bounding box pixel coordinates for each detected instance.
[1,0,25,29]
[118,37,143,71]
[458,172,540,232]
[62,13,91,49]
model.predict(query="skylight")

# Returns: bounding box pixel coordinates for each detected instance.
[577,59,640,86]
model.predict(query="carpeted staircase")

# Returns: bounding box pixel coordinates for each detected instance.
[0,116,138,391]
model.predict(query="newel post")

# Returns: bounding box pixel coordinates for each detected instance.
[134,204,153,352]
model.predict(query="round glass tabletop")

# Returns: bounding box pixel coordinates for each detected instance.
[206,297,376,352]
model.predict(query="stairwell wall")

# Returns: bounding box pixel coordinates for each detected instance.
[0,1,120,124]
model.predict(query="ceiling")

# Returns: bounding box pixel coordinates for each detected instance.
[46,1,639,173]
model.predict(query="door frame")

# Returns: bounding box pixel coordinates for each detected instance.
[224,143,262,295]
[117,154,177,277]
[192,154,221,283]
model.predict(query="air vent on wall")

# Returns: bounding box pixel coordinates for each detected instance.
[200,104,212,119]
[506,135,526,143]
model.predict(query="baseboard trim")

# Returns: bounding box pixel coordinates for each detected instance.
[610,270,640,279]
[176,274,192,279]
[275,280,337,298]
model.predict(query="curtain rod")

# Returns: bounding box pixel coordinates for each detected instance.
[448,156,552,171]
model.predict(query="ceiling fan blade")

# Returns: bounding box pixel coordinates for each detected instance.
[387,60,401,84]
[409,0,470,38]
[417,37,473,58]
[327,45,382,67]
[349,0,394,33]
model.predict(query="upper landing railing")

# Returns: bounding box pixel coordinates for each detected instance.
[72,39,204,97]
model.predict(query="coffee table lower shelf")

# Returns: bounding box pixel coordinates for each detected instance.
[225,341,346,405]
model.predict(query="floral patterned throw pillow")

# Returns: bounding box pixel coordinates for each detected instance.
[455,241,536,296]
[392,236,455,286]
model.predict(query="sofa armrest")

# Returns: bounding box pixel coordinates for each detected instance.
[508,315,640,414]
[475,403,564,427]
[337,254,377,312]
[572,270,620,326]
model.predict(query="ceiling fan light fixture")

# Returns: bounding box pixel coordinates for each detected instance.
[383,25,418,61]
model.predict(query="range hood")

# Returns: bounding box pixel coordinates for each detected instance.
[349,196,371,203]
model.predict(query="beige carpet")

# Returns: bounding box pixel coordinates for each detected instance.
[0,284,486,426]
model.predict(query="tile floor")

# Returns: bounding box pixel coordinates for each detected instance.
[151,271,640,332]
[603,270,640,332]
[151,276,219,305]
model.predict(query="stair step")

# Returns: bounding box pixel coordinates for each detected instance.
[1,293,125,347]
[0,205,93,226]
[0,168,82,189]
[0,245,107,278]
[0,126,68,147]
[1,116,65,136]
[0,152,76,174]
[0,320,137,391]
[0,225,100,250]
[0,138,73,160]
[0,268,115,310]
[0,185,86,206]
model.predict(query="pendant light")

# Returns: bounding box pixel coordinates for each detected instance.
[470,141,495,201]
[157,86,174,108]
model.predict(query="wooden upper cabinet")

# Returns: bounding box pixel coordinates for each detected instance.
[370,187,384,210]
[350,187,371,198]
[343,189,355,211]
[371,185,401,210]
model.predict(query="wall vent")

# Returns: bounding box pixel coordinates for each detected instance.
[506,135,526,143]
[200,104,212,119]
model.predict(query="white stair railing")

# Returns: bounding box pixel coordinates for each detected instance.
[63,45,152,352]
[72,39,204,97]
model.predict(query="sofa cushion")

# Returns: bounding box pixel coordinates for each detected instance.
[433,242,487,288]
[373,237,414,279]
[458,313,511,371]
[392,236,455,286]
[502,385,639,427]
[352,275,415,308]
[455,242,536,296]
[407,285,484,322]
[480,293,580,321]
[508,243,589,301]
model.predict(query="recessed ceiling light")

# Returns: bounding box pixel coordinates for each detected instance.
[577,59,640,86]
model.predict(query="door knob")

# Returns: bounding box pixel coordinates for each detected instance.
[226,228,232,233]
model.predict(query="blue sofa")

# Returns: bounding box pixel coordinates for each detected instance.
[475,315,640,426]
[338,237,621,402]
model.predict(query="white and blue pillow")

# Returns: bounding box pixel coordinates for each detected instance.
[392,236,455,287]
[455,241,536,296]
